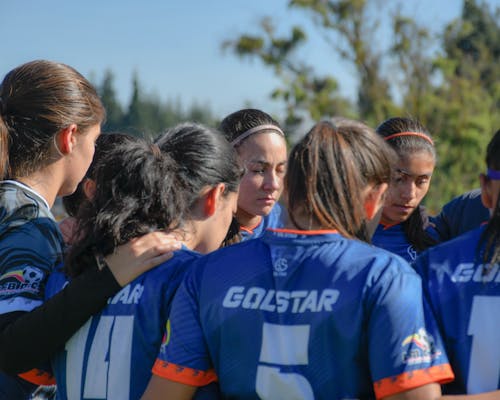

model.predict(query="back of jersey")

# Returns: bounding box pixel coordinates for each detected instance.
[162,229,452,399]
[415,226,500,394]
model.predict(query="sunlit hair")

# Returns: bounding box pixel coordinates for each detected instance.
[65,136,185,277]
[481,128,500,266]
[286,119,394,241]
[155,122,241,213]
[376,116,438,251]
[0,60,105,178]
[219,108,284,147]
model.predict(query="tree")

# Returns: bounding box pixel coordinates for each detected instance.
[224,0,500,211]
[96,71,216,138]
[223,16,353,131]
[98,70,124,132]
[423,0,500,210]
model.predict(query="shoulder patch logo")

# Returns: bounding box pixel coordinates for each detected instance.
[401,328,441,365]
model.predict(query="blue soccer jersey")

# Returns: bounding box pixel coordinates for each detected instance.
[240,202,285,241]
[153,229,453,399]
[45,248,201,400]
[372,223,439,263]
[0,180,63,393]
[431,189,490,242]
[414,226,500,394]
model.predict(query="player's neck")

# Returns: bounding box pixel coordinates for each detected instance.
[284,209,322,231]
[236,209,262,230]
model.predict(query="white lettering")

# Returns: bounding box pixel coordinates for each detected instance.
[452,263,500,283]
[222,286,245,308]
[108,284,144,305]
[318,289,339,311]
[276,291,289,313]
[242,287,266,309]
[452,264,474,282]
[222,286,340,314]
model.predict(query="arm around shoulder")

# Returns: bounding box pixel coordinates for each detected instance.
[0,263,120,373]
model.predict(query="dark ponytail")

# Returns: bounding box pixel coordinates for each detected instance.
[155,122,241,210]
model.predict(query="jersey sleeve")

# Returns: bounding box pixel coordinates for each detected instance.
[152,263,217,387]
[0,220,62,314]
[367,262,454,399]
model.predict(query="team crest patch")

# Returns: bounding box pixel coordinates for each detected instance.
[401,327,441,365]
[0,266,44,295]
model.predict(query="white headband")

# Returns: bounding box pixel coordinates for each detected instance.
[231,124,285,146]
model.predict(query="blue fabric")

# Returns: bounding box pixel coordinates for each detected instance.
[431,189,489,242]
[157,229,452,399]
[0,181,63,399]
[46,249,204,400]
[414,226,500,394]
[240,202,285,241]
[372,222,439,263]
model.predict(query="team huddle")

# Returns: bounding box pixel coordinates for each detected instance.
[0,60,498,400]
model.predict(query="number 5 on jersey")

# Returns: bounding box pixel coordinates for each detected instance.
[256,322,314,399]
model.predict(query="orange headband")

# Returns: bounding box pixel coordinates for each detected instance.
[383,131,434,145]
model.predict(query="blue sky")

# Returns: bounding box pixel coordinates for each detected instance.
[2,0,498,120]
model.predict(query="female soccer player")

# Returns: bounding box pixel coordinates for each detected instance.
[219,109,287,240]
[0,60,178,398]
[372,116,440,262]
[141,119,454,400]
[414,129,500,397]
[46,123,240,399]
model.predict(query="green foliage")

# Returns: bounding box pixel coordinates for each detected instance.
[95,71,215,139]
[223,16,353,132]
[224,0,500,212]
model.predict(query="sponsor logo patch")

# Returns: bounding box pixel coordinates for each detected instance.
[0,266,44,295]
[401,327,441,365]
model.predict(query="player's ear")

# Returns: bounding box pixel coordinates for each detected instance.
[479,173,495,209]
[56,124,78,155]
[364,183,388,239]
[364,183,388,220]
[203,184,226,217]
[82,178,96,201]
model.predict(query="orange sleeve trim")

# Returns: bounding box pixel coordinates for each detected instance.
[152,359,218,387]
[18,368,55,386]
[374,364,454,399]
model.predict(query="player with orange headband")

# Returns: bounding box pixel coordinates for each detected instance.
[372,116,440,262]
